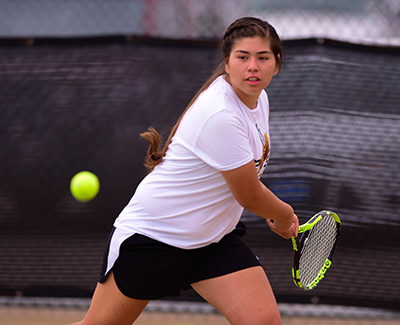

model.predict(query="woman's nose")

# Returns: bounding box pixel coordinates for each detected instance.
[248,57,259,71]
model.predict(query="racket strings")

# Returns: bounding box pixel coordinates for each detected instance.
[299,215,337,287]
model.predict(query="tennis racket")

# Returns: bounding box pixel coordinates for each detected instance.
[291,210,341,290]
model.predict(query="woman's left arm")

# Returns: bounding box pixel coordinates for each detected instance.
[221,160,298,239]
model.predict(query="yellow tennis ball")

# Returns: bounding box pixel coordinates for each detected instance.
[70,171,100,202]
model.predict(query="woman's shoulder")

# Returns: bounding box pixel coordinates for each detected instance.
[195,76,235,111]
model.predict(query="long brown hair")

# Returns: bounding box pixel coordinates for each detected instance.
[141,17,282,172]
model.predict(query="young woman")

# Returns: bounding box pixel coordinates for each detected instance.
[72,17,299,325]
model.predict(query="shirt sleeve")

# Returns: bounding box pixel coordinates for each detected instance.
[194,109,254,171]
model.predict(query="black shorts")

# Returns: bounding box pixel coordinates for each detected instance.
[98,223,262,300]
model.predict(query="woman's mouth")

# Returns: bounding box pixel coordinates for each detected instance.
[246,77,261,85]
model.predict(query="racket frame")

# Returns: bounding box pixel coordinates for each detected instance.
[291,210,341,290]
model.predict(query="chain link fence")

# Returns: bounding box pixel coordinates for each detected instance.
[0,0,399,46]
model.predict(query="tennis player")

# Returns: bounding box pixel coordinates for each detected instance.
[72,17,299,325]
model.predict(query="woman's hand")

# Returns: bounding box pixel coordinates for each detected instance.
[266,214,299,239]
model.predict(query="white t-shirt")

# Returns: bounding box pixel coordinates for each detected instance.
[114,76,271,249]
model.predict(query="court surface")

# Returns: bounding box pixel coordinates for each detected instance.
[1,306,400,325]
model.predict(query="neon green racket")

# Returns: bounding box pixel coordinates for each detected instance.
[291,210,341,290]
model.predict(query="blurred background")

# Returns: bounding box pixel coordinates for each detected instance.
[0,0,400,323]
[1,0,400,45]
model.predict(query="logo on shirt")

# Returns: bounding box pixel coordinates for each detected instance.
[255,124,270,177]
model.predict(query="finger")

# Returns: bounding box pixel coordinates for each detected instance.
[293,214,299,237]
[266,219,275,228]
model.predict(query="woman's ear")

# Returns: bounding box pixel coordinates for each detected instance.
[224,57,230,75]
[273,54,281,75]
